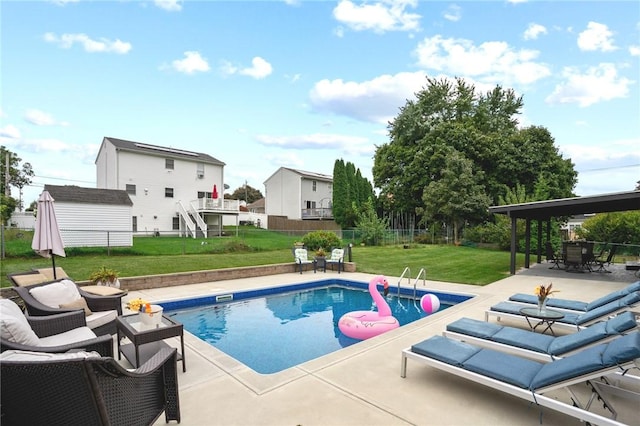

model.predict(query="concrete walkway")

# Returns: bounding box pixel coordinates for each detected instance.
[121,263,640,426]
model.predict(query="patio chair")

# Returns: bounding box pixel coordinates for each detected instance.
[0,298,113,356]
[508,280,640,312]
[485,291,640,332]
[442,312,638,362]
[400,332,640,426]
[1,347,180,425]
[294,248,313,274]
[545,241,561,269]
[325,248,344,273]
[13,279,123,335]
[594,245,618,273]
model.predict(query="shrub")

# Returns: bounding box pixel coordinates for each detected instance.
[301,231,342,251]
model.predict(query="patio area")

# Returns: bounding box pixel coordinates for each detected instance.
[120,262,640,425]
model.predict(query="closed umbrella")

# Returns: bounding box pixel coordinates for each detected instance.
[212,184,219,199]
[31,190,66,279]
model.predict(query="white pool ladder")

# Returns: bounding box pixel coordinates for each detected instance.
[397,267,411,296]
[413,268,427,299]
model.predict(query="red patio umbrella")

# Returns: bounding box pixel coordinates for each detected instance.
[31,190,66,279]
[212,184,219,199]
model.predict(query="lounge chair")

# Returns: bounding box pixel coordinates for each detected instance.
[294,248,313,274]
[443,312,638,362]
[401,332,640,426]
[1,347,180,425]
[325,248,344,273]
[13,279,123,335]
[485,292,640,332]
[0,299,113,356]
[508,281,640,312]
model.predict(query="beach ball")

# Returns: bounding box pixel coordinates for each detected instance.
[420,294,440,314]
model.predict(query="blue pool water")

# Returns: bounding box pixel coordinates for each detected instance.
[163,279,472,374]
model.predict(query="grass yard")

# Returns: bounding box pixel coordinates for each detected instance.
[1,228,524,288]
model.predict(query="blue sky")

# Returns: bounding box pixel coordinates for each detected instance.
[2,0,639,209]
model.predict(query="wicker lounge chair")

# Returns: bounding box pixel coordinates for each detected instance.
[0,299,113,356]
[13,279,123,335]
[508,281,640,312]
[401,332,640,426]
[0,347,180,425]
[443,312,638,362]
[485,292,640,332]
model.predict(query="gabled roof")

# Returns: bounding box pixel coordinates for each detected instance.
[103,137,225,165]
[489,190,640,220]
[264,167,332,184]
[45,185,133,206]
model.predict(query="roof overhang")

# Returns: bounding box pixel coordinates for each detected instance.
[489,190,640,220]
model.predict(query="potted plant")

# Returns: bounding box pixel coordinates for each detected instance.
[315,247,327,258]
[89,266,121,288]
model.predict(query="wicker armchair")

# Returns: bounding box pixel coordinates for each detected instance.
[1,347,180,425]
[13,279,124,335]
[0,300,113,356]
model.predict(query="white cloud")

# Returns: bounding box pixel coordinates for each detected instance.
[50,0,80,5]
[43,32,132,54]
[414,35,551,85]
[629,45,640,56]
[333,0,421,33]
[221,57,273,79]
[0,124,21,140]
[310,71,427,124]
[264,152,305,168]
[523,23,547,40]
[239,57,273,79]
[256,133,369,150]
[545,63,632,107]
[24,109,57,126]
[170,51,210,74]
[154,0,182,12]
[577,22,617,52]
[443,4,461,22]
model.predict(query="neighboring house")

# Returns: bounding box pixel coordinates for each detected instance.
[96,137,239,237]
[247,198,265,214]
[264,167,333,220]
[561,214,596,241]
[44,184,133,248]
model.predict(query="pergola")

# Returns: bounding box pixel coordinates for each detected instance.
[489,190,640,274]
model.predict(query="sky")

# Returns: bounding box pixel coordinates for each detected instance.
[2,0,639,210]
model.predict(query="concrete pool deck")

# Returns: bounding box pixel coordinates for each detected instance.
[121,263,640,426]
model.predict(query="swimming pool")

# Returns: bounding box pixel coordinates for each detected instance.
[162,278,472,374]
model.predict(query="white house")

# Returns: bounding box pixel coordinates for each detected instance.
[44,184,133,247]
[264,167,333,220]
[96,137,240,237]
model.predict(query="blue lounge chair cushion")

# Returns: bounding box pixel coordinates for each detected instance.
[586,282,640,310]
[571,292,640,325]
[411,335,480,367]
[531,343,607,389]
[602,331,640,365]
[490,327,554,353]
[605,311,638,334]
[446,317,503,339]
[548,321,609,355]
[463,349,543,389]
[509,293,587,311]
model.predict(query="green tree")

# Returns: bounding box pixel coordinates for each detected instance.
[373,77,577,226]
[355,197,389,246]
[1,146,35,224]
[332,159,375,229]
[576,211,640,247]
[418,149,491,244]
[332,159,349,227]
[228,183,263,204]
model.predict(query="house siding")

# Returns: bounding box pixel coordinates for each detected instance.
[264,167,333,220]
[55,202,133,247]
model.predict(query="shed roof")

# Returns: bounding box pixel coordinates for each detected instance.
[103,137,225,165]
[489,190,640,220]
[44,185,133,206]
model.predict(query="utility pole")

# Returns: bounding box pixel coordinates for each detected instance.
[1,152,10,259]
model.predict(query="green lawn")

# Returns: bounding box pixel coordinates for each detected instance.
[1,228,525,288]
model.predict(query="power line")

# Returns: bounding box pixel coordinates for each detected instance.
[577,164,640,173]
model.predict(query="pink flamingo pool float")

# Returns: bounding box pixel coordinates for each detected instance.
[338,275,399,340]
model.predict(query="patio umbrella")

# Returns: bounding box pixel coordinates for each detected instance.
[212,184,218,199]
[31,190,66,279]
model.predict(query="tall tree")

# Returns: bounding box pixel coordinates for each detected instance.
[373,76,577,225]
[1,146,35,224]
[418,149,491,243]
[228,183,263,204]
[332,159,375,229]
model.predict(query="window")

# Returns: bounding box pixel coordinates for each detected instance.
[165,187,174,198]
[165,159,174,170]
[197,163,205,178]
[172,216,179,230]
[132,216,137,232]
[125,184,136,195]
[312,180,317,192]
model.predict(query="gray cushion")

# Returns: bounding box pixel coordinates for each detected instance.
[0,299,39,346]
[411,335,480,367]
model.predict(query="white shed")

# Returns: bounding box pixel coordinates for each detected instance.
[44,184,133,248]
